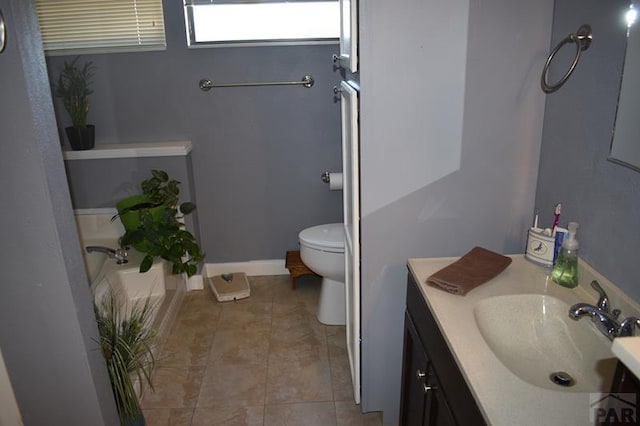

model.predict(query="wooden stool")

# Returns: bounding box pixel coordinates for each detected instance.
[285,250,319,289]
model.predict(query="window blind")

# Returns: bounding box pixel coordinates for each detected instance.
[35,0,166,55]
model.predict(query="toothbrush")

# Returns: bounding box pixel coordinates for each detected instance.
[552,203,561,236]
[531,211,542,232]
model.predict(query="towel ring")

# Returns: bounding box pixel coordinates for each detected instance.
[541,24,592,94]
[0,9,6,54]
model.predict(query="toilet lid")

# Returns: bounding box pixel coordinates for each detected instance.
[299,223,344,253]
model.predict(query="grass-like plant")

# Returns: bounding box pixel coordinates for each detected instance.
[55,57,95,128]
[94,290,156,425]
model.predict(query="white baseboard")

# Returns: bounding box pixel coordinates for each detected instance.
[204,259,288,278]
[187,274,204,291]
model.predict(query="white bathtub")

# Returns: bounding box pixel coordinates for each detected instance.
[84,242,166,323]
[75,209,185,342]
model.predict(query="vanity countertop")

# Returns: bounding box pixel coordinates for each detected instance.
[407,255,638,425]
[612,337,640,379]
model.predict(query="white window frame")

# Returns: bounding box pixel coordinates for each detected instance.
[184,1,339,48]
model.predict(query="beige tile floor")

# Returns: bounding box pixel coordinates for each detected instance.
[141,275,383,426]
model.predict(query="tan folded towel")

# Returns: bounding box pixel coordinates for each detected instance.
[426,247,512,295]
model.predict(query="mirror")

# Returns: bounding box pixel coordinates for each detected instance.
[610,2,640,172]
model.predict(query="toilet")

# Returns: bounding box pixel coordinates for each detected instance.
[298,223,346,325]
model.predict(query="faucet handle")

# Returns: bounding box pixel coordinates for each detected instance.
[114,247,128,265]
[591,280,610,313]
[618,317,640,337]
[117,236,130,250]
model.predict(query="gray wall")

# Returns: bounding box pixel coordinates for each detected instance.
[48,0,343,263]
[535,0,640,302]
[66,154,201,242]
[359,0,553,421]
[0,1,117,424]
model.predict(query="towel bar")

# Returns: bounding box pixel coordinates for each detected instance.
[199,74,314,91]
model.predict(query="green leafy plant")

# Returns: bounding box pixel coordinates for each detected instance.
[141,169,195,215]
[118,170,204,277]
[54,57,95,128]
[94,290,156,425]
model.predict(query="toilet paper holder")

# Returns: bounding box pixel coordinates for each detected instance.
[321,171,343,190]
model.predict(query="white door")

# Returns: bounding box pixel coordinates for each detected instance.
[341,80,360,404]
[339,0,358,72]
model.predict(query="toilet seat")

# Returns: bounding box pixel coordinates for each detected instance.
[299,223,344,253]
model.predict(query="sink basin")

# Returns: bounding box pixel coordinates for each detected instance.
[474,294,617,392]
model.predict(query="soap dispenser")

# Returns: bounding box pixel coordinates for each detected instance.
[551,222,579,288]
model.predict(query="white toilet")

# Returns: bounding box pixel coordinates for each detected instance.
[298,223,346,325]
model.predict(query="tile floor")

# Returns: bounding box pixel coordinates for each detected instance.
[141,274,383,425]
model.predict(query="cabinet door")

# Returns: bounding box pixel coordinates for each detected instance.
[406,273,486,426]
[400,311,457,426]
[339,0,357,72]
[400,312,429,425]
[606,361,640,426]
[424,368,456,426]
[341,80,361,404]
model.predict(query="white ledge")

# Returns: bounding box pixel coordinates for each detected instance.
[63,141,192,160]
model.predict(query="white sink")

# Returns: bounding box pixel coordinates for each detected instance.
[474,294,617,392]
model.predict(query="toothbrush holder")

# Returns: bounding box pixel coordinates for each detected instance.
[525,229,554,267]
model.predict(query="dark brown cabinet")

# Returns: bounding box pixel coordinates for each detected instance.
[400,272,485,426]
[605,361,640,426]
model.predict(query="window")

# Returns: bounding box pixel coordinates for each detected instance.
[184,1,339,47]
[35,0,166,55]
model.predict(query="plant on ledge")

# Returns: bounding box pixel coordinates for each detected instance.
[116,169,204,277]
[54,57,96,150]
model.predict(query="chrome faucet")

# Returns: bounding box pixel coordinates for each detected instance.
[85,245,128,264]
[618,317,640,337]
[590,279,620,317]
[568,280,635,340]
[569,303,621,340]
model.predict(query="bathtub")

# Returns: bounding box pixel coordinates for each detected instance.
[75,209,185,344]
[84,243,166,323]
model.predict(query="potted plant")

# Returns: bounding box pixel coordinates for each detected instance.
[54,57,96,150]
[95,290,156,426]
[116,170,204,277]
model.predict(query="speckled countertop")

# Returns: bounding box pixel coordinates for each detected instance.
[407,255,640,426]
[612,337,640,379]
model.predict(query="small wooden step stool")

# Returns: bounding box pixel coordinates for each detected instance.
[285,250,319,289]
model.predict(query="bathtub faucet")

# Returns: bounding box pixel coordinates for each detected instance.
[85,245,128,264]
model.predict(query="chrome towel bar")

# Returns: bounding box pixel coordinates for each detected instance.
[199,74,314,91]
[541,24,592,94]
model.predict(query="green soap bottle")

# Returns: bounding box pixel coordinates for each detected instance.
[551,222,579,288]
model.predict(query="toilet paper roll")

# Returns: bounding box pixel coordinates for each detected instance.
[328,172,343,190]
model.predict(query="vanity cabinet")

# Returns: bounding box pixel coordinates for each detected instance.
[400,272,485,426]
[606,361,640,426]
[610,360,640,395]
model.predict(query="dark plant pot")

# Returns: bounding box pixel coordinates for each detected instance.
[65,125,95,150]
[123,411,145,426]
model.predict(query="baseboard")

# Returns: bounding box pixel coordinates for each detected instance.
[204,259,288,278]
[187,274,204,291]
